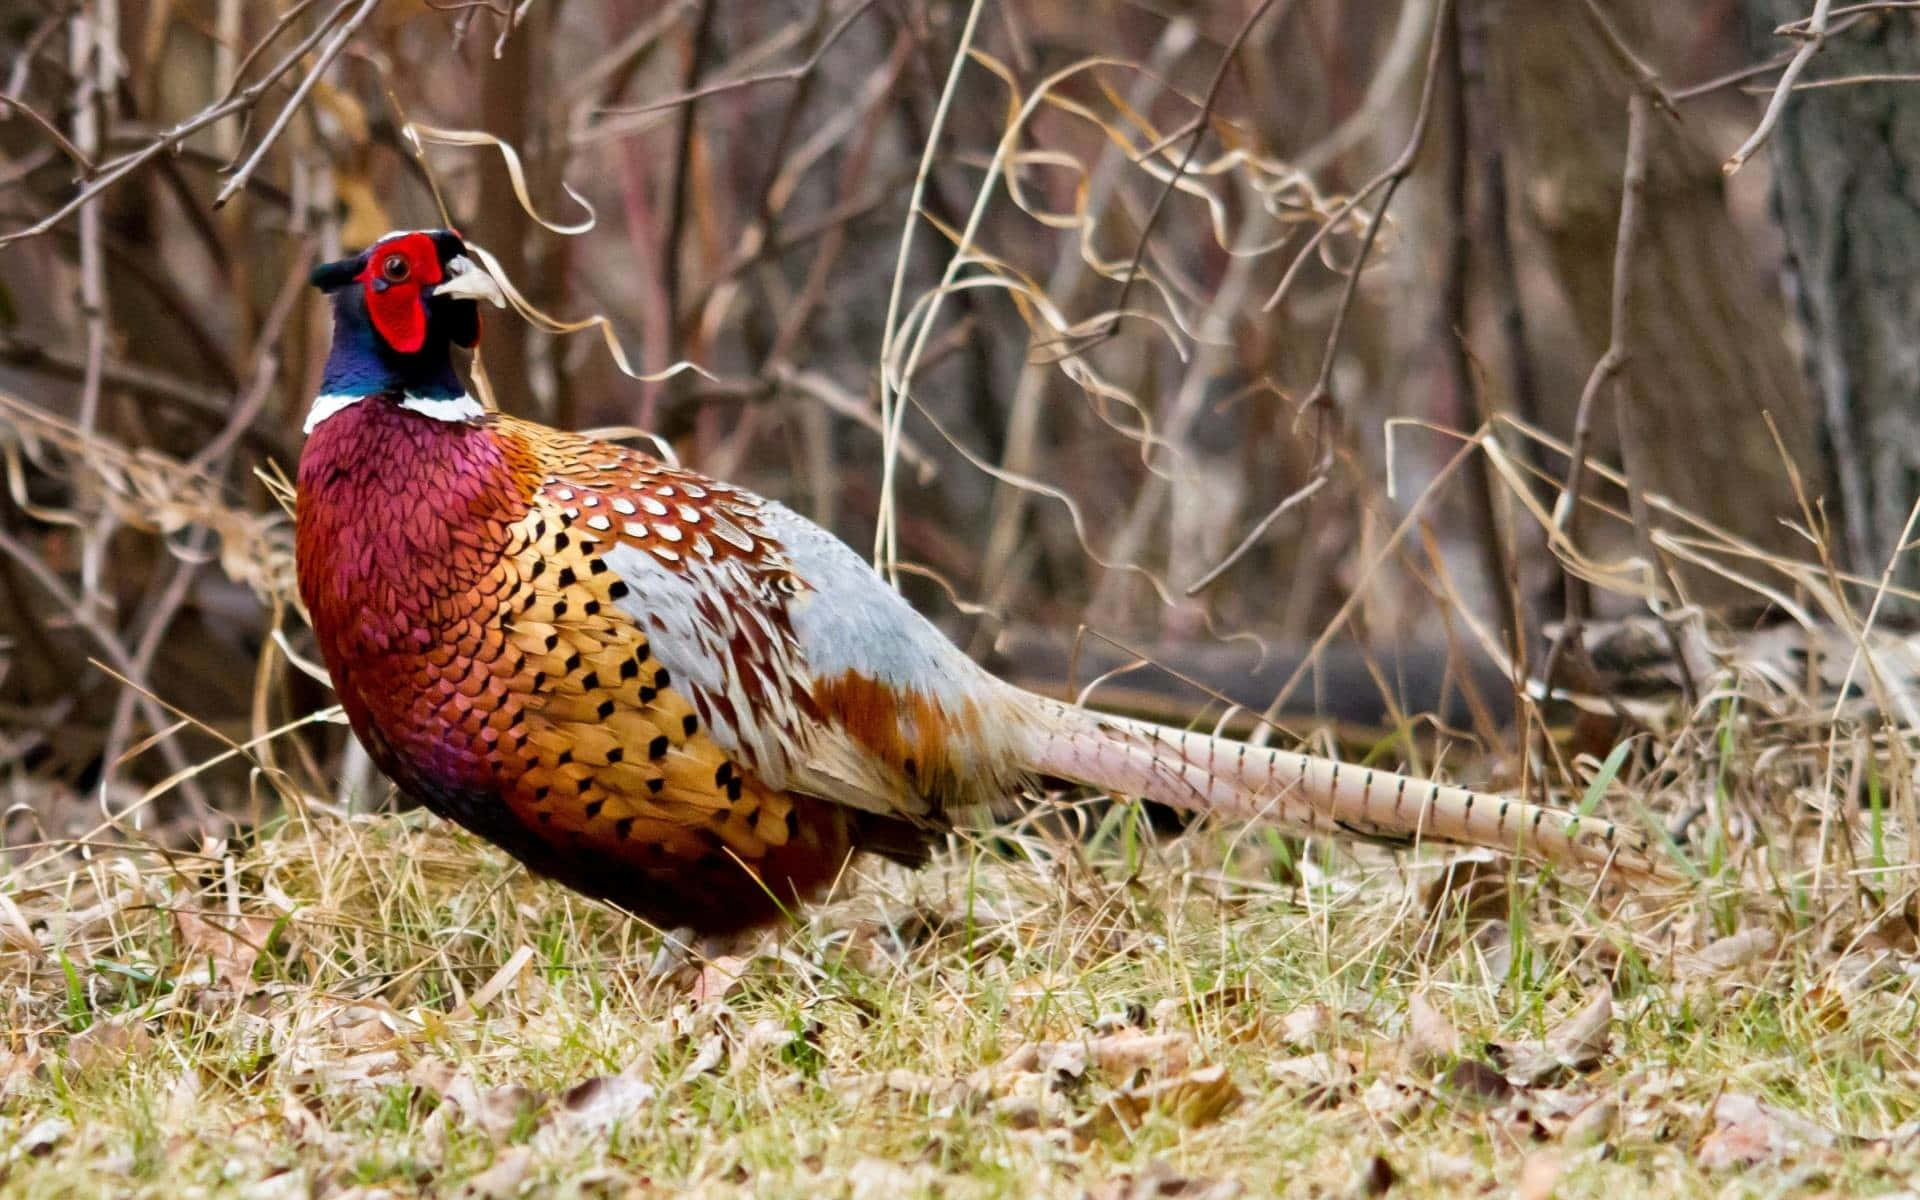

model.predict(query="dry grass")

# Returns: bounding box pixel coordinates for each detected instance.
[4,696,1919,1198]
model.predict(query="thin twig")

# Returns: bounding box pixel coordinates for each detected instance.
[594,0,879,116]
[874,0,989,572]
[1260,0,1451,315]
[0,95,95,172]
[1542,90,1656,692]
[1101,0,1295,341]
[1577,0,1677,115]
[0,0,358,247]
[1190,0,1452,595]
[213,0,380,208]
[67,3,112,436]
[1725,0,1833,174]
[659,0,715,354]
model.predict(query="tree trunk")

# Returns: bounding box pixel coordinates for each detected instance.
[1494,0,1823,609]
[1749,4,1920,595]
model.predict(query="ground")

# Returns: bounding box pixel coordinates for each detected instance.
[2,776,1918,1197]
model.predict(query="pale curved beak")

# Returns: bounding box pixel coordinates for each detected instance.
[433,253,507,308]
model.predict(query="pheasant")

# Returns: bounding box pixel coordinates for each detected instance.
[295,228,1672,935]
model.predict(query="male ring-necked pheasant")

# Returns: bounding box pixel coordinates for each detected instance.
[295,228,1670,934]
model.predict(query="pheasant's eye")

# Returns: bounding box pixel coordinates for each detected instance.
[380,253,410,283]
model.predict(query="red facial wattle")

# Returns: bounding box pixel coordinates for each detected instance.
[357,232,445,355]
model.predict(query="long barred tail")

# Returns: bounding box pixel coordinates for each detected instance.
[1011,694,1675,879]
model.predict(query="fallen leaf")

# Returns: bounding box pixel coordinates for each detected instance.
[997,1030,1195,1086]
[1682,928,1778,979]
[461,1146,532,1199]
[1406,991,1460,1070]
[1352,1153,1396,1197]
[1696,1091,1836,1170]
[1279,1002,1331,1048]
[552,1070,656,1136]
[172,909,279,996]
[66,1015,153,1074]
[1440,1059,1513,1105]
[1488,990,1613,1086]
[1422,853,1511,923]
[1561,1095,1616,1147]
[1088,1159,1244,1199]
[4,1117,69,1165]
[239,1169,309,1200]
[417,1066,541,1145]
[1265,1053,1356,1109]
[689,954,754,1006]
[1091,1064,1243,1132]
[1514,1153,1561,1200]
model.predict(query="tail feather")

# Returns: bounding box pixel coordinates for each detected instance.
[1011,694,1674,879]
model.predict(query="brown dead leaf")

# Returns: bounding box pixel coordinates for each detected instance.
[1278,1002,1332,1048]
[1682,928,1779,979]
[689,954,754,1006]
[0,1046,42,1101]
[1361,1077,1426,1129]
[1405,990,1460,1071]
[1696,1091,1837,1170]
[1441,1059,1514,1105]
[1422,853,1511,923]
[172,909,279,996]
[1514,1152,1562,1200]
[552,1069,656,1136]
[1265,1053,1357,1109]
[1561,1095,1616,1147]
[998,1030,1195,1086]
[1090,1064,1243,1133]
[460,1147,532,1200]
[1351,1153,1396,1197]
[1087,1160,1244,1200]
[1488,989,1613,1086]
[415,1063,542,1145]
[66,1015,153,1074]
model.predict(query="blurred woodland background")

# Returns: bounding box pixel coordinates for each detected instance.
[1,0,1917,843]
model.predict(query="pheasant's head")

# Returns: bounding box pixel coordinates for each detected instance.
[306,228,506,432]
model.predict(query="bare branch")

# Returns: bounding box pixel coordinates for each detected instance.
[213,0,381,208]
[1726,0,1834,174]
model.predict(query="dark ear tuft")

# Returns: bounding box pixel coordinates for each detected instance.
[429,229,468,264]
[310,253,365,293]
